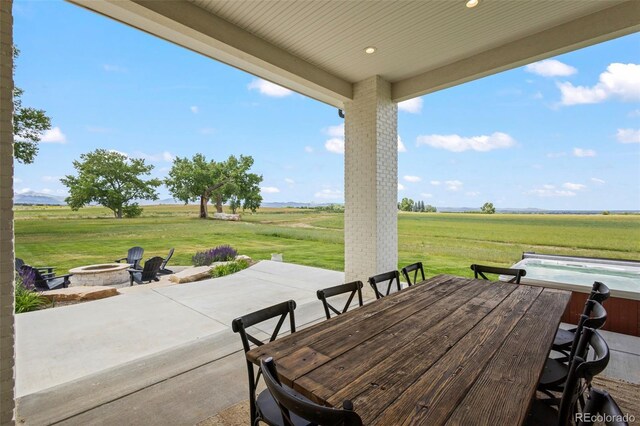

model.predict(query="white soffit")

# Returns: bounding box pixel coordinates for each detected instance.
[69,0,640,107]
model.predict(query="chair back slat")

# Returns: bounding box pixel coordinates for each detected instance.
[317,281,364,320]
[140,256,164,281]
[558,327,610,426]
[401,262,425,286]
[368,270,401,300]
[469,264,526,284]
[160,248,174,270]
[128,246,144,269]
[568,300,607,362]
[261,357,363,426]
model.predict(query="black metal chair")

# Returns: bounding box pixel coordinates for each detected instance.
[158,248,174,275]
[21,265,72,291]
[115,246,144,269]
[470,264,526,284]
[401,262,425,287]
[368,270,401,300]
[553,281,610,352]
[579,387,628,426]
[317,281,364,320]
[261,357,363,426]
[128,256,163,286]
[232,301,299,426]
[527,327,611,426]
[538,300,607,400]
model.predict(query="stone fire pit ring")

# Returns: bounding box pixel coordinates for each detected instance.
[69,263,132,287]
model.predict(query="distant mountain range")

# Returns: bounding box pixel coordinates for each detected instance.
[15,191,66,205]
[13,192,637,214]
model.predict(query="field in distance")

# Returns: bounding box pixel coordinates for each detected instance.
[14,204,640,276]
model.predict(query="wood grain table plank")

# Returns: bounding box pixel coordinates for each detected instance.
[246,274,456,365]
[444,288,571,426]
[317,280,517,408]
[369,284,543,426]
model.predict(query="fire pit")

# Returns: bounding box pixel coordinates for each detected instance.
[69,263,132,287]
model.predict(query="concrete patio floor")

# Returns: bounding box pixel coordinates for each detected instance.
[15,262,640,425]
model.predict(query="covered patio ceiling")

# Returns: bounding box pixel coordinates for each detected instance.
[69,0,640,108]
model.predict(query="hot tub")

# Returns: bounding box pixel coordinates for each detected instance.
[511,253,640,336]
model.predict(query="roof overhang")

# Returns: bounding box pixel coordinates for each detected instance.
[68,0,640,108]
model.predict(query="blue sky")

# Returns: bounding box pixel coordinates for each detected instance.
[13,1,640,210]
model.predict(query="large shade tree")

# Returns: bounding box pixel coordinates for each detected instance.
[13,47,52,164]
[165,154,263,219]
[61,149,161,218]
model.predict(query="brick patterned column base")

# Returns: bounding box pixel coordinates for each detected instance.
[344,76,398,295]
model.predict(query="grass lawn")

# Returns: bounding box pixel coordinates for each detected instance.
[14,205,640,278]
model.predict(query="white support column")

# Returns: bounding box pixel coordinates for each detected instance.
[344,76,398,292]
[0,0,15,423]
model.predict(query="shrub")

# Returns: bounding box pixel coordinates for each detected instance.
[210,259,249,278]
[192,245,238,266]
[123,203,143,218]
[15,273,48,313]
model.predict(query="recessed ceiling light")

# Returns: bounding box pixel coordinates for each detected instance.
[364,46,376,54]
[466,0,479,8]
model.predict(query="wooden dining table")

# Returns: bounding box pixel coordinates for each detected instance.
[246,274,571,425]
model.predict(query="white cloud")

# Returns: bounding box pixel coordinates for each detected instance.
[190,106,199,114]
[397,136,406,153]
[40,188,53,194]
[403,175,421,183]
[103,64,127,73]
[562,182,586,191]
[314,189,343,200]
[200,128,215,135]
[430,180,441,186]
[248,78,293,97]
[41,175,61,182]
[261,186,280,194]
[629,109,640,118]
[325,124,344,138]
[16,188,31,194]
[616,128,640,144]
[398,183,405,191]
[445,180,463,191]
[466,191,480,197]
[40,127,67,143]
[134,151,175,163]
[558,63,640,105]
[417,132,515,152]
[525,59,577,77]
[284,178,295,184]
[532,91,544,100]
[325,138,345,154]
[304,146,314,153]
[420,193,433,199]
[14,177,22,184]
[573,148,596,158]
[591,178,605,184]
[528,185,576,197]
[398,97,423,114]
[109,149,129,157]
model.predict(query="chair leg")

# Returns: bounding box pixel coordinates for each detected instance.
[130,276,134,286]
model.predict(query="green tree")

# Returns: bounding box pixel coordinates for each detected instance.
[61,149,161,218]
[425,204,437,213]
[399,197,414,212]
[481,202,496,214]
[13,47,52,164]
[165,154,262,219]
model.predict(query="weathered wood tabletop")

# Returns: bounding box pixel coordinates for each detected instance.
[246,274,571,425]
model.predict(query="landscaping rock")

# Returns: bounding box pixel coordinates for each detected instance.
[169,266,213,284]
[235,255,252,262]
[213,212,240,221]
[41,286,119,302]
